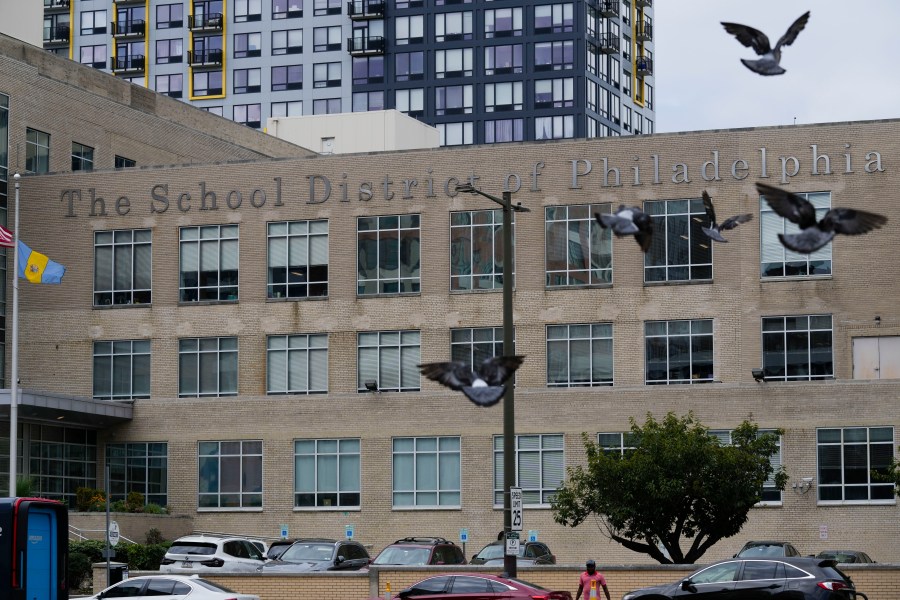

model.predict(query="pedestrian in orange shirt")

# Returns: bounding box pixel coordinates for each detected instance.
[575,559,611,600]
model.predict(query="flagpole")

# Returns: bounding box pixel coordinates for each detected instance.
[8,172,19,496]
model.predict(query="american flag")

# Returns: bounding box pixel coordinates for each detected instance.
[0,225,13,248]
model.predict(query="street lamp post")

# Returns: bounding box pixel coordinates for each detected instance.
[455,183,529,579]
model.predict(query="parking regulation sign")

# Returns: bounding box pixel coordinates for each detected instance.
[510,487,523,531]
[505,531,520,556]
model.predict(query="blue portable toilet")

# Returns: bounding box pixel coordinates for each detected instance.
[0,497,69,600]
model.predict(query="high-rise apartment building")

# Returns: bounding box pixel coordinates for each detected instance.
[42,0,654,145]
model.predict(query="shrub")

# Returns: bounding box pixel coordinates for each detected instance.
[125,491,145,513]
[68,551,93,592]
[143,503,167,514]
[75,487,96,512]
[16,476,35,497]
[111,500,128,512]
[145,528,165,545]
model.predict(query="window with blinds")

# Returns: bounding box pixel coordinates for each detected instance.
[760,191,832,277]
[267,334,328,394]
[267,220,328,299]
[494,434,564,505]
[179,224,239,302]
[357,330,420,392]
[392,436,461,507]
[94,229,152,306]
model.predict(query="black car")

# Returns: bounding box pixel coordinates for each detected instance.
[622,557,861,600]
[265,539,297,560]
[815,550,875,564]
[470,540,556,565]
[734,540,801,558]
[371,537,467,566]
[257,538,370,573]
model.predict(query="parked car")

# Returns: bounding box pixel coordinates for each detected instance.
[816,550,875,563]
[621,557,859,600]
[266,538,297,560]
[469,540,556,565]
[371,537,467,566]
[90,574,260,599]
[734,540,801,558]
[159,534,266,573]
[258,538,371,572]
[373,573,571,600]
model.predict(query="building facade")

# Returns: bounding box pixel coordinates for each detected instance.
[40,0,655,145]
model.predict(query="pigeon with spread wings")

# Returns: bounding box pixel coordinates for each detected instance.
[721,11,810,76]
[418,355,525,407]
[701,191,753,243]
[756,182,887,253]
[595,205,654,253]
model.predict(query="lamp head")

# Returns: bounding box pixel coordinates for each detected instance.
[751,368,765,382]
[364,380,379,392]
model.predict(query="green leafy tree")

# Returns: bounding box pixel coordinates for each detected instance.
[876,447,900,496]
[552,412,787,564]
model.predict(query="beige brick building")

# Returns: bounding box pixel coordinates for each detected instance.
[2,32,899,566]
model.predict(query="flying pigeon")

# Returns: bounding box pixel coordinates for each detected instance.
[418,355,525,407]
[721,11,810,76]
[701,191,753,242]
[756,182,887,253]
[595,206,654,253]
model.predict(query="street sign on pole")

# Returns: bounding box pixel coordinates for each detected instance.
[510,487,523,531]
[345,524,354,539]
[505,531,520,556]
[459,528,468,543]
[108,521,120,547]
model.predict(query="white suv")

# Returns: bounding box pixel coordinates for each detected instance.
[160,535,266,573]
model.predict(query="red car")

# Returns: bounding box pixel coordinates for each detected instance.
[379,573,572,600]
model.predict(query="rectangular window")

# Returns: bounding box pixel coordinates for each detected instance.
[449,209,513,291]
[198,440,262,509]
[436,48,473,78]
[233,68,261,94]
[435,11,473,42]
[233,103,262,128]
[534,3,573,33]
[81,10,107,34]
[273,0,303,19]
[484,118,524,144]
[193,71,223,96]
[313,25,342,51]
[93,340,151,401]
[395,15,424,44]
[451,327,505,367]
[437,122,474,147]
[494,434,563,505]
[598,432,639,457]
[268,334,328,394]
[485,44,523,75]
[817,427,894,503]
[760,190,832,277]
[271,100,302,117]
[352,56,384,84]
[179,225,239,302]
[645,319,714,385]
[352,91,384,112]
[545,204,612,287]
[547,323,613,387]
[535,115,573,140]
[271,65,302,91]
[644,198,712,282]
[155,73,183,98]
[107,442,168,507]
[710,429,783,504]
[267,220,327,298]
[234,32,262,58]
[295,439,360,508]
[395,88,424,117]
[71,142,94,172]
[313,62,342,88]
[314,0,342,16]
[762,315,833,381]
[179,337,238,397]
[94,229,152,306]
[272,29,302,55]
[80,44,106,69]
[156,3,184,28]
[485,7,523,37]
[313,98,341,114]
[156,38,183,63]
[357,330,420,392]
[393,436,460,507]
[435,84,473,115]
[395,51,424,81]
[534,78,573,108]
[234,0,262,21]
[485,81,523,112]
[534,40,573,71]
[115,156,136,169]
[357,215,421,295]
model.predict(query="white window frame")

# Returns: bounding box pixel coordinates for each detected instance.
[760,191,832,278]
[644,319,714,385]
[357,330,421,392]
[817,427,895,504]
[761,315,833,381]
[494,434,564,506]
[294,438,360,509]
[449,209,513,291]
[392,436,461,508]
[93,340,151,401]
[545,203,612,287]
[198,440,263,510]
[179,225,239,302]
[267,220,327,299]
[94,229,152,306]
[267,334,328,394]
[710,429,783,506]
[178,337,238,398]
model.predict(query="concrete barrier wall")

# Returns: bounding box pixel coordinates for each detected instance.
[93,564,900,600]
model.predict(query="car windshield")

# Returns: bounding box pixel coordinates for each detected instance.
[281,543,335,562]
[477,544,526,559]
[819,552,858,562]
[167,543,216,555]
[739,545,783,557]
[373,547,431,565]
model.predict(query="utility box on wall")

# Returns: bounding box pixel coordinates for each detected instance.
[0,497,69,600]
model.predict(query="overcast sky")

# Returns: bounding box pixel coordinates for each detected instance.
[654,1,900,133]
